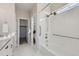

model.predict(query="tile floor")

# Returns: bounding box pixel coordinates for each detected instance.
[13,43,42,56]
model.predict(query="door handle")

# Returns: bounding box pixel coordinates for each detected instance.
[45,36,48,39]
[11,44,13,48]
[45,34,48,39]
[39,26,41,36]
[5,46,8,49]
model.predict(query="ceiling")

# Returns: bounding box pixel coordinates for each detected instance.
[15,3,36,12]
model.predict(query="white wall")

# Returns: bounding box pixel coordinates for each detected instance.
[15,9,29,19]
[0,3,16,35]
[49,6,79,56]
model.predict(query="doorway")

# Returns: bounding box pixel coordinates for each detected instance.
[19,19,28,44]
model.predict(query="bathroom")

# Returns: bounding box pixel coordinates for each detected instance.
[0,3,79,56]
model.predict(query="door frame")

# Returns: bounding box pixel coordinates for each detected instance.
[16,18,29,47]
[31,16,34,46]
[31,15,37,48]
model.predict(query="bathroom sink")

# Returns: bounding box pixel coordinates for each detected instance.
[0,35,8,41]
[0,33,15,41]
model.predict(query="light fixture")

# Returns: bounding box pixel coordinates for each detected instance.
[56,3,79,14]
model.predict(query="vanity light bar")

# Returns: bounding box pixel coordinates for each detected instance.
[56,3,79,14]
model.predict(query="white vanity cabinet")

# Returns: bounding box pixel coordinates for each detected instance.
[0,39,13,56]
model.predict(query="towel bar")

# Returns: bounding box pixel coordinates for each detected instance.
[53,34,79,40]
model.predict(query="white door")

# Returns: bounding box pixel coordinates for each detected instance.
[38,5,51,47]
[39,18,47,46]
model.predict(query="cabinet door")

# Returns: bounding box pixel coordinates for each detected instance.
[0,40,12,56]
[39,18,47,46]
[38,10,47,46]
[0,44,10,56]
[7,39,13,56]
